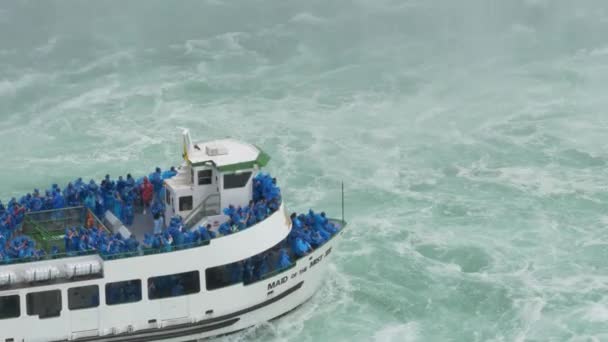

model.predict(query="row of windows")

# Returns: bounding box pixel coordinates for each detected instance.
[189,169,252,189]
[0,271,200,320]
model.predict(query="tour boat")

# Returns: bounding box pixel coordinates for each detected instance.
[0,130,346,342]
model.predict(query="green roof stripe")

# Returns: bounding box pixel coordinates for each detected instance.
[192,147,271,172]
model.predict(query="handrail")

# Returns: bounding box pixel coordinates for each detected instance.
[183,193,221,229]
[2,202,292,265]
[100,239,211,261]
[0,249,99,266]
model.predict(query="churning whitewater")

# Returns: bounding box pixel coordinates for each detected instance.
[2,0,608,341]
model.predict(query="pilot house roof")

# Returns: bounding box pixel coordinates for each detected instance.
[186,139,271,172]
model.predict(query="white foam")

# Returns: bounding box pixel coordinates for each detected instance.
[373,322,420,342]
[290,12,325,25]
[581,303,608,322]
[35,36,59,55]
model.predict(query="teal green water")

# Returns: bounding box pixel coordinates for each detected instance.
[2,1,608,340]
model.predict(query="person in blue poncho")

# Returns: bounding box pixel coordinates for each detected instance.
[310,230,325,248]
[88,179,98,193]
[126,234,139,252]
[124,202,134,226]
[153,213,163,235]
[150,167,163,198]
[116,176,126,193]
[315,224,331,242]
[162,167,178,180]
[219,221,232,236]
[84,192,95,212]
[30,192,43,212]
[293,237,312,257]
[64,228,74,251]
[53,190,65,210]
[254,200,268,222]
[277,249,291,270]
[104,175,115,191]
[290,213,303,230]
[268,198,280,212]
[142,233,153,249]
[113,191,123,222]
[65,183,78,206]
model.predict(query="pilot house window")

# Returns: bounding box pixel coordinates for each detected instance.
[179,196,193,211]
[27,290,62,319]
[224,172,252,189]
[198,170,212,185]
[0,295,20,320]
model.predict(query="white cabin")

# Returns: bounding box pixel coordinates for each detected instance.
[164,132,270,226]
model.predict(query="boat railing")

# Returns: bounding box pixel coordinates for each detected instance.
[0,249,100,266]
[100,239,212,261]
[183,193,221,230]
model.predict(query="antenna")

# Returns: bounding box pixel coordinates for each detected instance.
[341,181,345,223]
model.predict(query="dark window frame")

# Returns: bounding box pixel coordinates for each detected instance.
[148,271,201,300]
[223,172,252,190]
[68,285,99,311]
[105,279,142,306]
[26,290,62,319]
[166,189,171,206]
[0,295,20,320]
[179,196,193,211]
[198,169,213,186]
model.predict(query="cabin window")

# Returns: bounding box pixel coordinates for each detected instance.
[198,170,212,185]
[166,190,171,206]
[223,172,252,189]
[105,280,142,306]
[148,271,200,300]
[205,239,289,291]
[68,285,99,311]
[0,295,20,320]
[179,196,193,211]
[26,290,61,319]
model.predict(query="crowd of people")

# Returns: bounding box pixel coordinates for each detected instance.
[0,167,177,262]
[0,167,339,268]
[208,208,340,288]
[287,210,339,257]
[218,173,282,235]
[64,225,140,257]
[141,216,217,253]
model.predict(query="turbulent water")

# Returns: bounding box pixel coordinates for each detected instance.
[2,0,608,340]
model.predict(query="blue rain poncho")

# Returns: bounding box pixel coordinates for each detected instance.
[310,231,325,248]
[161,167,177,180]
[124,203,134,226]
[30,196,43,212]
[219,222,232,236]
[116,176,126,193]
[150,168,163,193]
[255,202,267,222]
[53,191,66,209]
[278,249,291,269]
[316,226,331,241]
[153,215,163,235]
[293,237,311,257]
